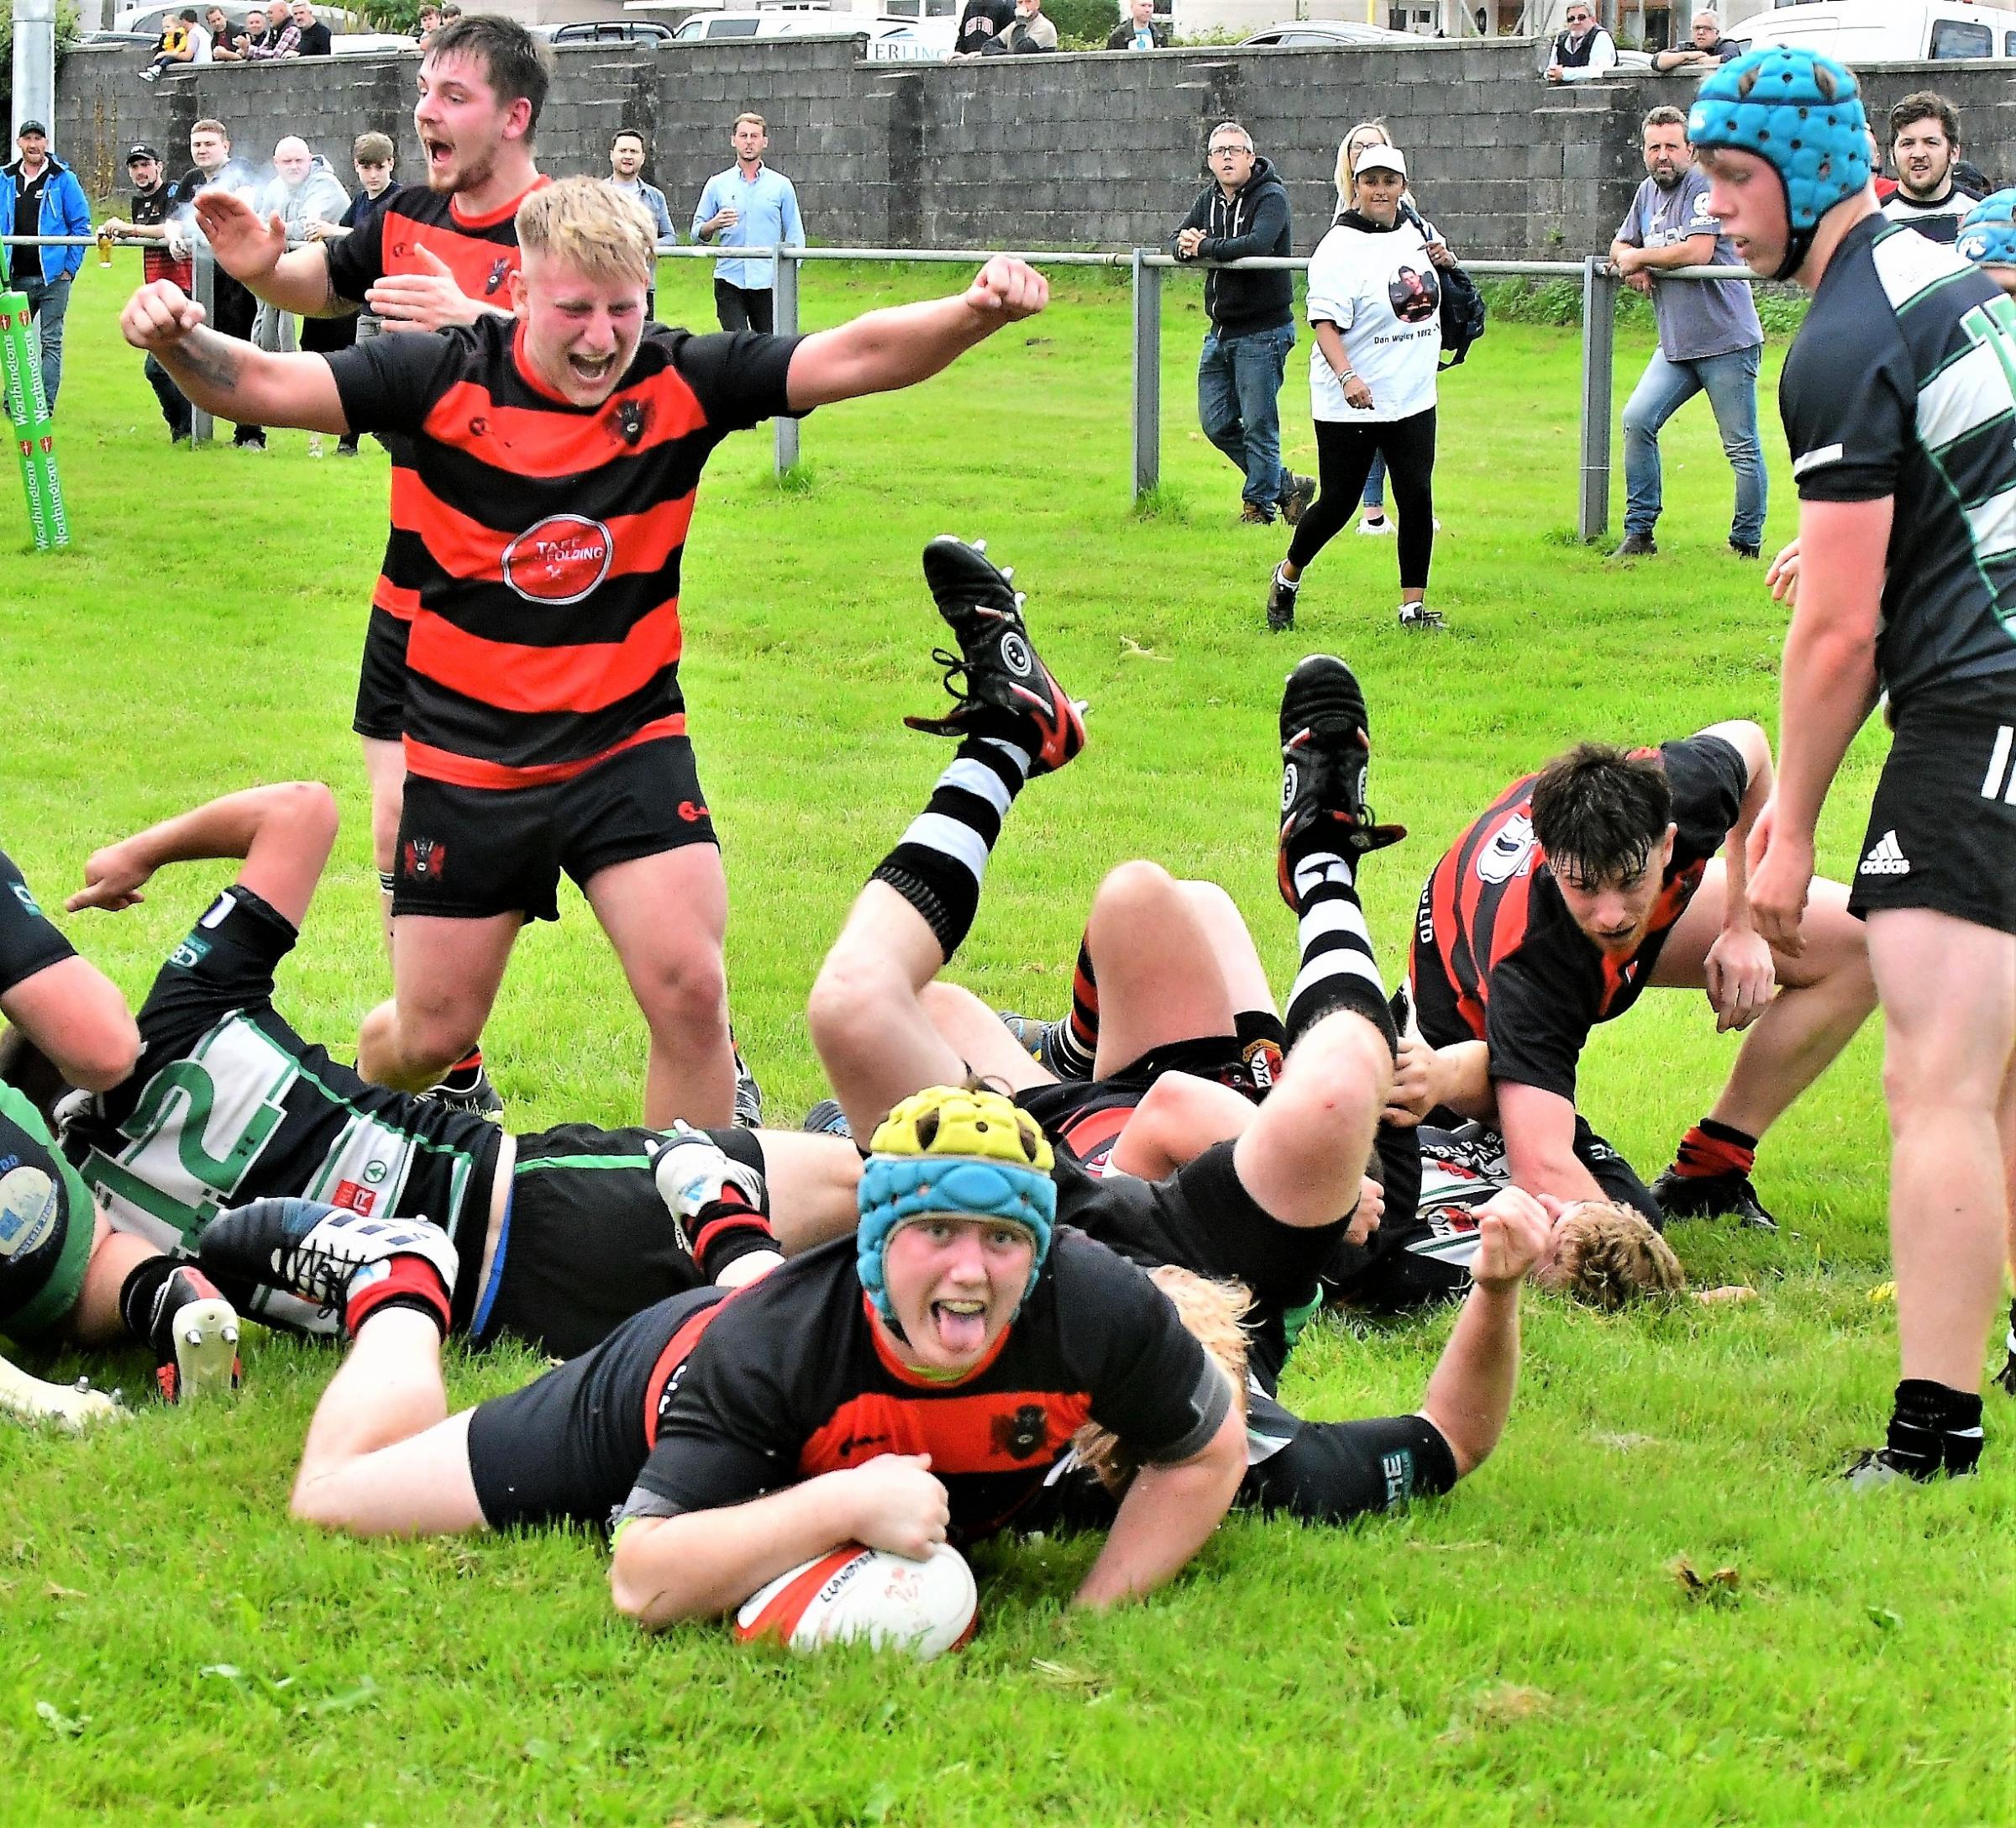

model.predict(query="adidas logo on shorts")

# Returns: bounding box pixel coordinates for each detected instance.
[1858,830,1911,877]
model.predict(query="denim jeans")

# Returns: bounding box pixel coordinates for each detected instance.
[16,274,71,413]
[1622,341,1766,548]
[1198,321,1294,512]
[1362,451,1386,510]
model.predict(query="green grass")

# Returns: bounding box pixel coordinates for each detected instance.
[1,260,2009,1826]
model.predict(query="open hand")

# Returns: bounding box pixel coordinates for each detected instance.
[367,244,496,333]
[1766,537,1800,606]
[192,188,286,281]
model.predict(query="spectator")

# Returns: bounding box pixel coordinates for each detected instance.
[102,146,195,443]
[302,130,403,454]
[1107,0,1167,50]
[1881,92,1980,244]
[0,122,91,412]
[441,3,461,19]
[1607,104,1764,562]
[245,6,298,58]
[1545,3,1615,82]
[692,113,804,334]
[983,0,1057,54]
[140,9,209,81]
[1265,141,1455,633]
[1650,8,1738,72]
[179,118,268,449]
[606,128,676,318]
[953,0,1012,55]
[417,3,441,48]
[286,0,333,56]
[251,137,348,359]
[1337,118,1404,539]
[1170,121,1313,528]
[206,5,248,58]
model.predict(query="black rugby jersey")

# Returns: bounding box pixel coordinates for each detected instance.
[1781,214,2016,713]
[324,178,545,631]
[60,886,501,1333]
[1410,735,1747,1101]
[621,1231,1226,1542]
[327,317,800,788]
[0,848,76,996]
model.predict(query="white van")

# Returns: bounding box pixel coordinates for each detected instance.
[662,8,953,55]
[1732,2,2016,64]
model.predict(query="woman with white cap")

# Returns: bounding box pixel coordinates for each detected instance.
[1267,138,1457,633]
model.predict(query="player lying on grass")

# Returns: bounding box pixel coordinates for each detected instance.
[1409,725,1875,1228]
[804,534,1557,1521]
[0,781,858,1402]
[208,1085,1252,1626]
[123,176,1052,1135]
[924,884,1683,1318]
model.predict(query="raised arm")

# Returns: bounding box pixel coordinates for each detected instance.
[784,255,1047,411]
[190,186,349,317]
[120,281,350,435]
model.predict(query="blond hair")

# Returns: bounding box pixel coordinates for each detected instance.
[734,112,766,131]
[1336,118,1390,205]
[516,174,654,289]
[1545,1203,1685,1310]
[1073,1265,1249,1492]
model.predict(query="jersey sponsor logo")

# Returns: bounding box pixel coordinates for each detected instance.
[1858,829,1911,877]
[989,1403,1051,1461]
[0,1164,59,1261]
[11,880,42,917]
[1474,811,1537,886]
[403,836,446,881]
[1379,1447,1414,1509]
[330,1179,378,1216]
[832,1430,893,1461]
[169,934,213,970]
[1791,442,1845,478]
[677,800,710,824]
[501,513,616,606]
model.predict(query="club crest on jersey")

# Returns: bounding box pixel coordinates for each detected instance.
[486,255,512,296]
[503,513,615,606]
[404,837,445,880]
[990,1403,1050,1461]
[611,398,648,446]
[1477,812,1537,885]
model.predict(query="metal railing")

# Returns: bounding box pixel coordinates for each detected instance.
[5,234,1770,541]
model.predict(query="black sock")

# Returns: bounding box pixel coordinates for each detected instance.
[1282,848,1396,1053]
[870,735,1032,960]
[1887,1378,1985,1479]
[118,1258,221,1361]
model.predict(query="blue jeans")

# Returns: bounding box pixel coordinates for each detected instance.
[1198,322,1294,512]
[16,275,71,414]
[1362,452,1386,510]
[1622,341,1766,548]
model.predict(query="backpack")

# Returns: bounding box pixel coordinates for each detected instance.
[1403,204,1487,370]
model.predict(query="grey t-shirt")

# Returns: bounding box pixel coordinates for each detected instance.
[1617,167,1761,363]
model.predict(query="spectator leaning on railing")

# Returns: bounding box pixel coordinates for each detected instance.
[102,145,196,444]
[983,0,1057,55]
[1546,4,1615,83]
[0,121,92,413]
[141,8,211,81]
[1107,0,1167,50]
[205,4,248,57]
[286,1,333,56]
[954,0,1012,53]
[246,7,298,58]
[1650,8,1739,73]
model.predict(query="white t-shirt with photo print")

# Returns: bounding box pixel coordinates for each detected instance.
[1305,213,1444,424]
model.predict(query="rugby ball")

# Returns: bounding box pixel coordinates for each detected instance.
[732,1542,978,1660]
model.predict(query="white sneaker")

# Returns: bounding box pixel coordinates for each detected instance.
[1397,602,1447,632]
[1355,514,1394,537]
[307,434,324,460]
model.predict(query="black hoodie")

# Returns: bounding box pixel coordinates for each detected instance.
[1169,154,1294,339]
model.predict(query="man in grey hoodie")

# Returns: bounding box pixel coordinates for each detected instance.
[1171,123,1313,526]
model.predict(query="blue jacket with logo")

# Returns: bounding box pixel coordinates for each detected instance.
[1,155,92,286]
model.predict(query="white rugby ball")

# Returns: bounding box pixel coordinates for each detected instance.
[732,1542,978,1661]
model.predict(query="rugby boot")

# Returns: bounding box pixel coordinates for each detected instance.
[1276,654,1406,910]
[1266,565,1299,633]
[801,1099,853,1140]
[905,536,1086,776]
[1396,601,1447,632]
[1994,1300,2016,1400]
[200,1198,458,1321]
[732,1046,764,1129]
[141,1266,243,1404]
[1651,1166,1778,1232]
[998,1011,1092,1081]
[425,1057,502,1121]
[0,1356,126,1431]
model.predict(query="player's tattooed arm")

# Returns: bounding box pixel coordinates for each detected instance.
[153,328,352,436]
[172,325,247,394]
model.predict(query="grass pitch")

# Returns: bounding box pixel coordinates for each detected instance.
[1,260,2009,1826]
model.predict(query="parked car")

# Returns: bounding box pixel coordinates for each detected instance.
[1730,1,2016,63]
[1238,21,1413,46]
[664,8,952,56]
[538,18,680,44]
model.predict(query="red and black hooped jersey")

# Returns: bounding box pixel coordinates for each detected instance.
[326,316,800,787]
[1409,734,1747,1102]
[618,1232,1227,1544]
[324,179,547,628]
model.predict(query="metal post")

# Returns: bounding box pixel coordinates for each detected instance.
[1131,248,1160,500]
[11,0,56,148]
[772,245,800,480]
[191,243,216,445]
[1578,253,1618,544]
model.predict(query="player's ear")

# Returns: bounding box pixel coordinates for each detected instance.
[1660,822,1678,870]
[507,266,527,314]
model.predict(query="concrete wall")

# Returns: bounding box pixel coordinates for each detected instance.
[49,38,2016,262]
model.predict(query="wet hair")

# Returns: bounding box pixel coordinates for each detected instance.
[1546,1204,1685,1309]
[1890,91,1960,150]
[1073,1265,1249,1490]
[425,13,551,134]
[1529,743,1673,885]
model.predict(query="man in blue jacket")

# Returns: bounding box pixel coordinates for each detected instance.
[1170,123,1314,528]
[1,122,92,413]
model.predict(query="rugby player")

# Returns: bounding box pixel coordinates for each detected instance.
[1410,726,1874,1227]
[125,176,1051,1134]
[195,13,557,1120]
[1691,50,2016,1481]
[212,1085,1253,1626]
[805,534,1559,1521]
[17,780,856,1362]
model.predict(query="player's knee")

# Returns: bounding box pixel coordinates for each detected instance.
[1093,859,1180,922]
[290,1468,362,1534]
[638,948,729,1043]
[808,943,899,1057]
[400,1003,484,1078]
[1882,1042,2002,1124]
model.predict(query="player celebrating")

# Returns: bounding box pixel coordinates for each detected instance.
[195,13,555,1118]
[124,176,1051,1133]
[212,1085,1252,1630]
[1691,50,2016,1482]
[1410,726,1874,1225]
